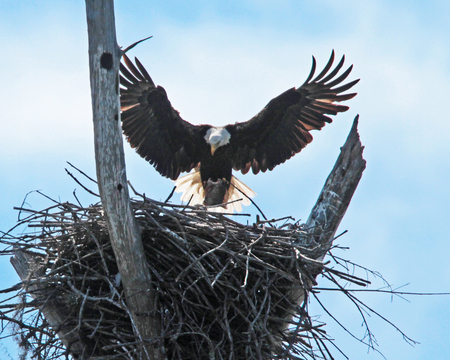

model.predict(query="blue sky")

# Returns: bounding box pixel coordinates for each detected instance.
[1,1,450,359]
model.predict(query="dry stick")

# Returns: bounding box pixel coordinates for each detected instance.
[229,181,270,221]
[327,271,418,345]
[311,292,385,359]
[164,186,177,203]
[175,225,231,282]
[66,161,98,184]
[65,169,100,198]
[122,36,153,54]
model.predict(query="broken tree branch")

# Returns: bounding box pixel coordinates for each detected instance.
[307,115,366,262]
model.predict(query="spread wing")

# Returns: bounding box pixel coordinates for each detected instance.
[120,55,208,180]
[226,50,359,175]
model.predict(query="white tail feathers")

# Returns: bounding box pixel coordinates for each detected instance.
[226,176,256,213]
[173,168,204,206]
[174,169,256,213]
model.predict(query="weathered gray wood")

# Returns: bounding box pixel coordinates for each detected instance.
[285,116,365,321]
[85,1,160,359]
[11,251,88,357]
[307,115,366,262]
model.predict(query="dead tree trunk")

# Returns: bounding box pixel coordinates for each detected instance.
[284,115,365,318]
[307,115,366,262]
[85,1,160,359]
[11,251,88,357]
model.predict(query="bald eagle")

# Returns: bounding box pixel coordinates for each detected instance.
[120,51,358,212]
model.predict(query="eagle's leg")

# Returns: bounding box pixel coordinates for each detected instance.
[203,179,229,206]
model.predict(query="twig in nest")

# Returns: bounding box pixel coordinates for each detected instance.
[65,168,99,197]
[66,161,97,184]
[164,186,177,203]
[229,180,269,221]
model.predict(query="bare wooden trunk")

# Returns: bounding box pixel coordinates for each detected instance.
[84,1,160,359]
[284,115,365,317]
[307,115,366,262]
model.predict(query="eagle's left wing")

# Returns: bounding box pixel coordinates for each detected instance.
[120,55,208,180]
[226,51,359,175]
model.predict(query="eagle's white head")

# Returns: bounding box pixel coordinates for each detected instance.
[204,127,231,155]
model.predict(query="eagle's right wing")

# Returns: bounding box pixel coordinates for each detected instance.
[120,55,207,180]
[226,51,359,175]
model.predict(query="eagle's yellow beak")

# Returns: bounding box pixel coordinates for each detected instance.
[211,144,219,155]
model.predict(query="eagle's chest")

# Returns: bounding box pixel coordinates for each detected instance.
[200,147,233,183]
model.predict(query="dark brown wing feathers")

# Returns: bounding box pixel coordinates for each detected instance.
[226,50,359,175]
[120,54,205,180]
[120,51,358,180]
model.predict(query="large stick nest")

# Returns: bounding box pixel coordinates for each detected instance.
[1,195,367,360]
